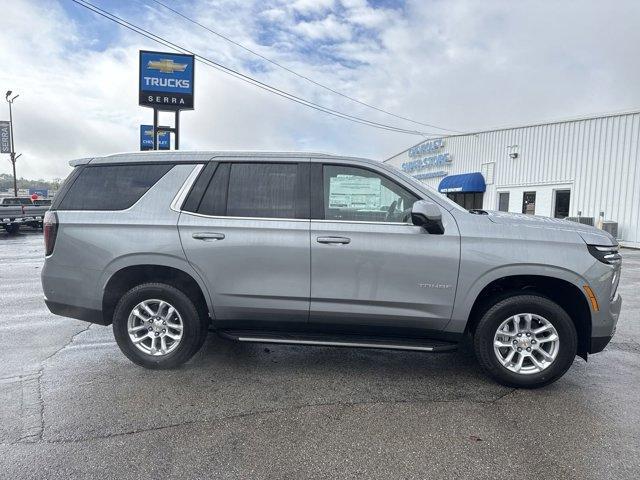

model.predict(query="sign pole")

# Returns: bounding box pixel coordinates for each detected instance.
[175,110,180,150]
[6,95,18,196]
[152,108,158,151]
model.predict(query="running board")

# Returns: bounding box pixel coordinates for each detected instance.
[217,331,457,353]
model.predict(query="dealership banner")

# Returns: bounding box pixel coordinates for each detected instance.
[139,51,195,110]
[0,121,11,154]
[140,125,170,150]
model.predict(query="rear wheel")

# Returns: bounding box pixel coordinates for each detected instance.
[112,283,208,369]
[473,294,577,388]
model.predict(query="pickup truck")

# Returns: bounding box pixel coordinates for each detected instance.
[0,197,50,234]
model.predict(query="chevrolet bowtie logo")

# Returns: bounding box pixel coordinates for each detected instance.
[144,129,167,137]
[147,59,188,74]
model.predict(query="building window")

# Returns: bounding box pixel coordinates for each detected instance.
[554,189,571,219]
[498,192,510,212]
[446,192,484,210]
[522,191,536,215]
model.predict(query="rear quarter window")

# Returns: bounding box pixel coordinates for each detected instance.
[57,163,173,211]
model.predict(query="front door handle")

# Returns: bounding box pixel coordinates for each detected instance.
[317,236,351,245]
[192,232,225,241]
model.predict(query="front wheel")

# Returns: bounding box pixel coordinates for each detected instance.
[473,294,577,388]
[112,283,208,369]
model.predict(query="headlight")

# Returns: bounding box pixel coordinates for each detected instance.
[610,269,620,300]
[587,244,622,266]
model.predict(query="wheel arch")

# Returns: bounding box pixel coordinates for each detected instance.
[100,259,212,326]
[461,272,592,358]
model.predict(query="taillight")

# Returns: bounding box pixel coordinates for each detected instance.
[44,211,58,256]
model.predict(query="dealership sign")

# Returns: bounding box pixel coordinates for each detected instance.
[402,138,452,176]
[0,121,11,154]
[408,139,444,157]
[139,51,195,110]
[140,125,170,150]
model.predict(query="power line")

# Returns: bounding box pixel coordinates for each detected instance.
[146,0,463,134]
[71,0,447,136]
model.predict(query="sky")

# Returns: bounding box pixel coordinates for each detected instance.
[0,0,639,180]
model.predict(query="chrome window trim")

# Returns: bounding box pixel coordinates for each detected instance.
[180,210,310,223]
[180,211,412,226]
[312,219,414,226]
[170,164,204,213]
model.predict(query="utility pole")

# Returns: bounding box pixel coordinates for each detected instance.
[5,91,19,197]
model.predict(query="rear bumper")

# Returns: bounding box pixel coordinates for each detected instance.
[44,299,108,325]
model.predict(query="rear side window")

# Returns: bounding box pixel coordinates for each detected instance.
[226,163,297,218]
[198,163,230,216]
[57,164,173,211]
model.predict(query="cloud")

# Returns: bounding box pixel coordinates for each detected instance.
[292,0,335,15]
[0,0,639,181]
[292,14,352,41]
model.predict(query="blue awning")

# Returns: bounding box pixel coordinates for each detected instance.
[438,172,486,193]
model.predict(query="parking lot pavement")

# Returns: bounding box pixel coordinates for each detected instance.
[1,231,639,479]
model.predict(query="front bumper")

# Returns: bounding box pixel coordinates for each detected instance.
[589,293,621,354]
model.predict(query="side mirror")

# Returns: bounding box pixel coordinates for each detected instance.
[411,200,444,234]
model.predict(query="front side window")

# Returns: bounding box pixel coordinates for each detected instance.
[226,163,298,218]
[323,165,418,222]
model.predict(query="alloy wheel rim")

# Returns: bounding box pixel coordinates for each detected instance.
[493,313,560,375]
[127,299,183,356]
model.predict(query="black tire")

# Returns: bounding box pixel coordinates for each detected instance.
[112,283,208,369]
[473,294,577,388]
[4,223,20,235]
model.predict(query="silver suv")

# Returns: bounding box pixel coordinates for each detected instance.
[41,152,622,388]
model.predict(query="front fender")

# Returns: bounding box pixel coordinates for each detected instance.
[445,263,589,334]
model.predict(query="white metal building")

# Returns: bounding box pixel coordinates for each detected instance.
[385,110,640,248]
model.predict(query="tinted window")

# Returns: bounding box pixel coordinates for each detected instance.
[323,165,418,222]
[226,163,297,218]
[197,163,230,216]
[50,166,84,210]
[58,164,173,211]
[182,162,218,213]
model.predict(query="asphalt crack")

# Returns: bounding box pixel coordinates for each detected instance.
[17,323,92,443]
[10,391,516,446]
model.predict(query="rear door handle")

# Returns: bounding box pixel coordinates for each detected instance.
[192,232,225,241]
[317,236,351,245]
